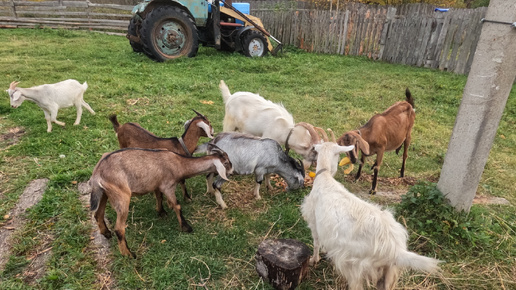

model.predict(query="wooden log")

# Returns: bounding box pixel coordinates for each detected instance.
[255,239,310,290]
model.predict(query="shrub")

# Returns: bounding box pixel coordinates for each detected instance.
[396,181,491,257]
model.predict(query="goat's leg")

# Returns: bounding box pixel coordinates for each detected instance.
[370,151,384,195]
[49,105,65,127]
[212,177,228,209]
[264,174,273,191]
[205,173,215,195]
[376,266,399,290]
[42,109,53,133]
[354,154,365,182]
[400,135,411,178]
[163,186,192,232]
[74,102,83,125]
[82,100,96,114]
[111,192,135,258]
[309,230,321,265]
[154,190,167,217]
[179,179,192,201]
[253,182,262,200]
[93,192,111,239]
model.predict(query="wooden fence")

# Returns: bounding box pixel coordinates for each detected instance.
[254,4,487,74]
[0,1,487,74]
[0,0,133,33]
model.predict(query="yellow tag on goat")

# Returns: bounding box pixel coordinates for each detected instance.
[308,171,316,178]
[343,164,354,175]
[339,156,351,166]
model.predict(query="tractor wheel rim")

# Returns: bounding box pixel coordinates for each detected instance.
[248,38,264,57]
[155,21,186,56]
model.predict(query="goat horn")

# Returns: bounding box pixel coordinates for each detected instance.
[315,127,329,142]
[295,122,322,145]
[9,81,19,90]
[327,128,336,143]
[192,109,206,119]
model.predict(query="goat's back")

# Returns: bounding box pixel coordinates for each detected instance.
[210,133,281,174]
[223,92,294,140]
[114,122,176,150]
[20,79,87,108]
[91,148,183,195]
[362,101,415,152]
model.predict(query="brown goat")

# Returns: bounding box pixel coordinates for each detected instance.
[89,146,232,258]
[109,110,214,202]
[337,88,415,194]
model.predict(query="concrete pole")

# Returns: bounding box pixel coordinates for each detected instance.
[437,0,516,212]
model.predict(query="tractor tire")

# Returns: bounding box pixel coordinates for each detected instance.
[241,31,268,58]
[140,6,198,62]
[128,17,143,53]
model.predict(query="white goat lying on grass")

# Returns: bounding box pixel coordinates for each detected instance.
[6,79,95,132]
[301,142,441,290]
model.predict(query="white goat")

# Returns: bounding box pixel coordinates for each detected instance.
[6,79,95,132]
[219,80,321,168]
[301,142,441,290]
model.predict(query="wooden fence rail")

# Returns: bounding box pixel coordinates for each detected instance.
[0,1,487,74]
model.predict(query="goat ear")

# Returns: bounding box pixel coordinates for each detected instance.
[197,121,214,139]
[213,159,229,181]
[357,137,370,155]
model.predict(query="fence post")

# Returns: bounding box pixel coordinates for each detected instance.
[437,0,516,212]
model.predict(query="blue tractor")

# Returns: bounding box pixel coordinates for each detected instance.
[127,0,282,61]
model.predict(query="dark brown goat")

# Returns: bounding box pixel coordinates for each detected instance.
[109,110,214,202]
[89,146,232,258]
[337,88,415,194]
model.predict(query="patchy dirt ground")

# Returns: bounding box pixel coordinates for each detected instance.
[0,126,25,151]
[0,179,49,272]
[0,169,509,288]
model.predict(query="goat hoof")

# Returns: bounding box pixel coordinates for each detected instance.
[181,224,193,233]
[102,231,112,239]
[369,190,377,195]
[157,210,168,217]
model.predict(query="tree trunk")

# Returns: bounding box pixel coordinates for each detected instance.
[255,239,311,290]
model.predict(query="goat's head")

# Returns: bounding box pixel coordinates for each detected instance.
[336,131,370,164]
[286,122,322,167]
[314,142,355,176]
[207,144,233,180]
[279,151,305,190]
[6,81,24,108]
[184,110,214,139]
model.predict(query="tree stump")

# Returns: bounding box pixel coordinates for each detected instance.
[255,239,311,290]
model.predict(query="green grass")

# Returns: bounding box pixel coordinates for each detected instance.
[0,28,515,289]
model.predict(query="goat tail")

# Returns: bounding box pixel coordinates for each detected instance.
[108,114,120,133]
[405,88,415,109]
[82,81,88,91]
[219,80,232,103]
[396,250,441,273]
[89,180,104,212]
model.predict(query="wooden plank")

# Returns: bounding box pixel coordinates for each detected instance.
[434,12,452,69]
[447,11,466,72]
[378,7,395,60]
[464,7,487,74]
[455,10,476,74]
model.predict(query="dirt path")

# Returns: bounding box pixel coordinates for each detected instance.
[0,179,48,271]
[78,181,116,289]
